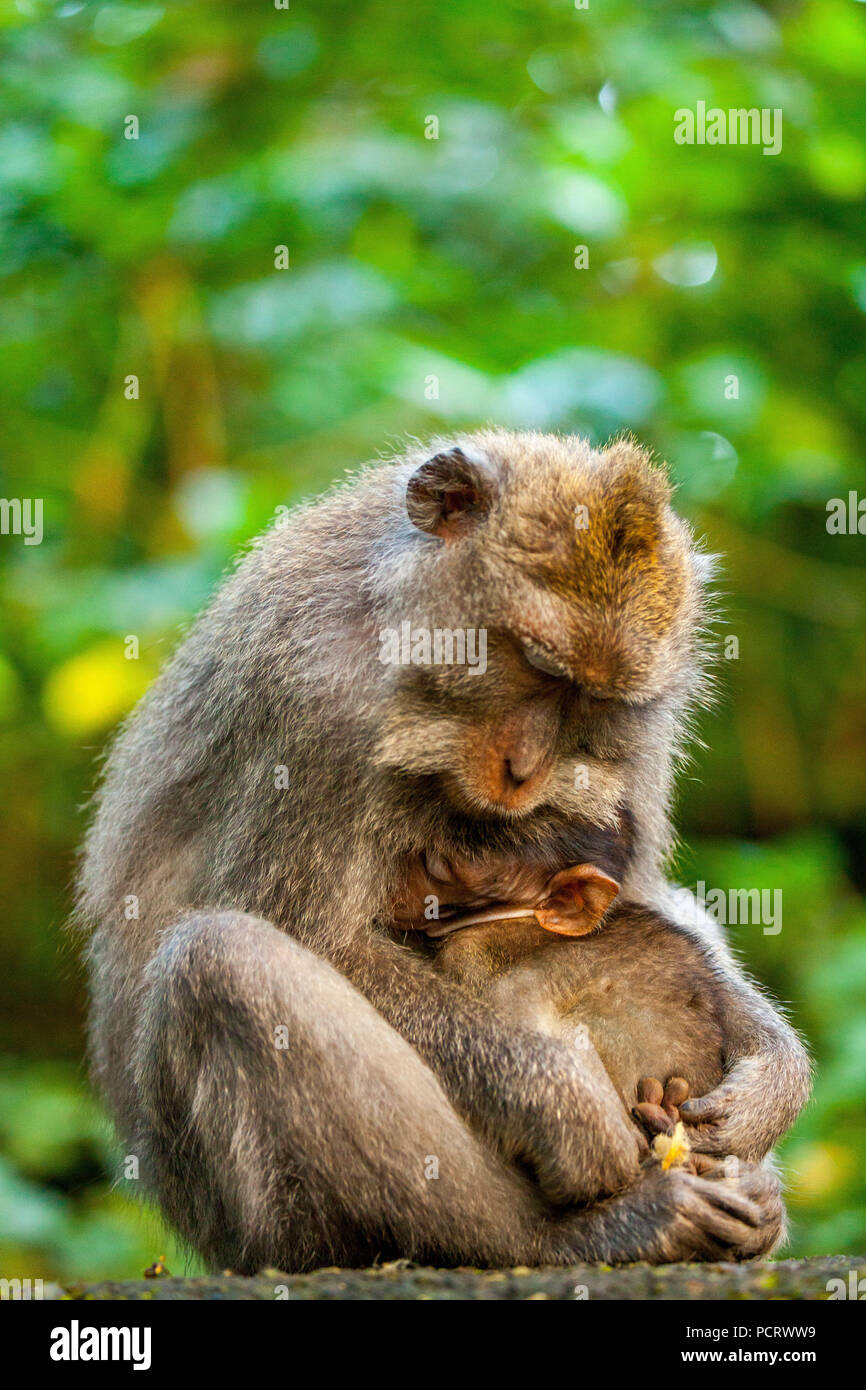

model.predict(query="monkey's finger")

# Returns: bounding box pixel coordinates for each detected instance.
[637,1076,664,1106]
[680,1093,728,1124]
[695,1208,760,1248]
[694,1180,763,1228]
[697,1210,770,1256]
[670,1193,765,1259]
[691,1154,723,1175]
[679,1122,726,1155]
[632,1102,674,1137]
[684,1131,755,1163]
[663,1076,689,1109]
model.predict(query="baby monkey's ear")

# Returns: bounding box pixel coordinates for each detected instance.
[406,445,496,540]
[535,864,620,937]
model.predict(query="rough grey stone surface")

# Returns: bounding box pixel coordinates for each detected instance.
[48,1255,862,1301]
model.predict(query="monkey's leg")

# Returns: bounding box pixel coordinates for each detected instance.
[131,910,565,1272]
[130,911,783,1271]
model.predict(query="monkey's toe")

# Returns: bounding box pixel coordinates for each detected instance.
[634,1074,692,1139]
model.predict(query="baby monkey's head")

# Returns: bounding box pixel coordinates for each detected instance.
[375,429,712,821]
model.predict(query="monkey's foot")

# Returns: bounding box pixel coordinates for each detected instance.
[632,1077,718,1175]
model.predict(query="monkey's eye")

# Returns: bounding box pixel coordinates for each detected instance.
[521,639,568,680]
[423,850,456,884]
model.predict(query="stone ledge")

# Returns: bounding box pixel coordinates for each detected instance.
[47,1255,862,1301]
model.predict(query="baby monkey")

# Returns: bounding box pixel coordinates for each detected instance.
[395,841,729,1173]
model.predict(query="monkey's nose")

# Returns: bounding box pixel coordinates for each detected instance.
[502,746,546,790]
[479,748,550,812]
[484,715,555,809]
[503,758,531,789]
[505,756,525,789]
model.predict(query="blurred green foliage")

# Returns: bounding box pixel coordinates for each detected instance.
[0,0,864,1278]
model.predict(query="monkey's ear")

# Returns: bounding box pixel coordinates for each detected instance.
[534,864,620,937]
[406,445,495,540]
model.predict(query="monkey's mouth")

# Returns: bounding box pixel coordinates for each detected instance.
[440,767,553,821]
[423,864,620,940]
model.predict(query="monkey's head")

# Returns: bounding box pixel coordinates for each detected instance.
[373,429,713,822]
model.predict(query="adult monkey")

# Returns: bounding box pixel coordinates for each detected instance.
[78,432,810,1271]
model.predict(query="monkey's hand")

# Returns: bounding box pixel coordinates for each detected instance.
[679,1044,812,1162]
[655,909,812,1162]
[497,1038,647,1206]
[563,1159,785,1264]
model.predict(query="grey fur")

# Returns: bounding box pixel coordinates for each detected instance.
[76,430,809,1271]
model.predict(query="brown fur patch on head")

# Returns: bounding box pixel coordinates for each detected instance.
[470,431,697,698]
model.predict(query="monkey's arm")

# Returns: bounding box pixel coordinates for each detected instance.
[679,956,812,1161]
[336,931,645,1205]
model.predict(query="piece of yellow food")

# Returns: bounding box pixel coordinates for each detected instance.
[652,1120,692,1171]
